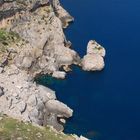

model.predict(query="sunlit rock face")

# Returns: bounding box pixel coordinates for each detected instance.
[0,0,105,136]
[81,40,106,71]
[0,0,75,131]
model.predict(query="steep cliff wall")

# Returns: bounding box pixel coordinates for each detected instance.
[0,0,76,132]
[0,1,105,139]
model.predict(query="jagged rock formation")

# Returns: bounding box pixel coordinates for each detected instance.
[0,0,76,131]
[81,40,106,71]
[0,0,105,138]
[0,0,79,77]
[0,0,73,28]
[0,65,73,131]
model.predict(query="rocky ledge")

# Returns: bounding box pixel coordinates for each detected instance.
[0,0,105,139]
[0,0,76,132]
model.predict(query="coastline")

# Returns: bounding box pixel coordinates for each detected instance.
[0,0,76,132]
[0,0,105,139]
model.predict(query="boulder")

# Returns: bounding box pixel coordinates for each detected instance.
[38,85,56,102]
[55,46,78,66]
[50,0,74,28]
[52,71,66,79]
[15,54,34,70]
[27,94,37,107]
[87,40,106,57]
[21,56,33,69]
[0,0,93,134]
[81,40,106,71]
[45,100,73,118]
[81,54,105,71]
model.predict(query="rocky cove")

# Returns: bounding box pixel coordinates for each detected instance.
[0,0,106,139]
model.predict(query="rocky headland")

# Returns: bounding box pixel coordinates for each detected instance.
[0,0,105,139]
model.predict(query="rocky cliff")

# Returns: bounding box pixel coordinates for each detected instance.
[0,0,105,139]
[0,0,77,132]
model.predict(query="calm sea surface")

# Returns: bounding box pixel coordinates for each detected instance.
[37,0,140,139]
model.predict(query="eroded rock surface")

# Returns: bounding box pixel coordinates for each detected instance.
[81,40,106,71]
[0,65,72,131]
[0,0,75,132]
[0,86,4,96]
[52,71,66,79]
[0,0,105,138]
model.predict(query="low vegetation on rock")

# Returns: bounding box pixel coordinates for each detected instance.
[0,115,75,140]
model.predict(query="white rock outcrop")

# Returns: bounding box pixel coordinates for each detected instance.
[81,40,106,71]
[52,71,66,79]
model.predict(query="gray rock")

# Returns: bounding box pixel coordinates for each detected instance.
[81,54,105,71]
[59,118,66,124]
[21,56,33,69]
[29,108,43,125]
[44,113,63,131]
[81,40,106,71]
[0,87,4,96]
[38,85,56,102]
[45,100,73,118]
[52,71,66,79]
[14,55,24,68]
[0,0,77,132]
[29,108,39,118]
[55,47,78,66]
[27,95,37,107]
[36,98,45,111]
[52,0,74,28]
[17,101,27,113]
[87,40,106,57]
[38,111,44,120]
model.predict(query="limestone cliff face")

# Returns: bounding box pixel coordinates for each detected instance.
[0,0,76,132]
[0,0,73,28]
[0,0,105,137]
[0,0,78,77]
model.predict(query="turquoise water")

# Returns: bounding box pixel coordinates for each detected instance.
[37,0,140,140]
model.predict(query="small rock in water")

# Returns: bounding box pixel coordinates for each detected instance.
[59,118,66,124]
[81,40,106,71]
[52,71,66,79]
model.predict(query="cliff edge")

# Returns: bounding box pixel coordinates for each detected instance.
[0,0,77,132]
[0,0,105,139]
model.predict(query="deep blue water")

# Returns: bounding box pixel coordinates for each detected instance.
[37,0,140,140]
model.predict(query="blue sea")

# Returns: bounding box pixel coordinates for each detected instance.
[37,0,140,139]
